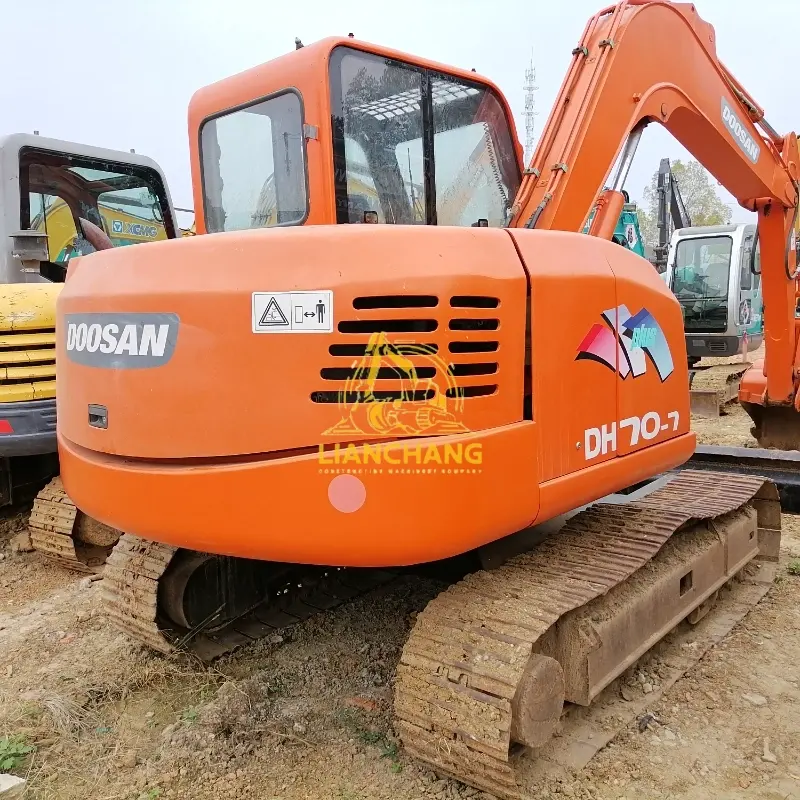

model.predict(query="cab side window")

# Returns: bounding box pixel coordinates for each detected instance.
[27,192,81,264]
[740,235,753,291]
[200,92,307,232]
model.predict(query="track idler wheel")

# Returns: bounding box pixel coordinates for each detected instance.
[158,552,287,632]
[511,654,565,748]
[28,478,121,572]
[71,513,121,569]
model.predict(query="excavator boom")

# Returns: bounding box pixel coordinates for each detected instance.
[509,0,799,441]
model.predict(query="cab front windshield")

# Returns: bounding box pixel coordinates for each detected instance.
[671,236,733,300]
[670,235,733,332]
[329,47,521,226]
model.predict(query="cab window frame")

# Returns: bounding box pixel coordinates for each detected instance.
[671,234,734,301]
[740,233,754,291]
[198,88,310,233]
[19,146,175,242]
[18,146,175,281]
[329,45,521,227]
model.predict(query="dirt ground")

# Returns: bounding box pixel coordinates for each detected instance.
[2,376,800,800]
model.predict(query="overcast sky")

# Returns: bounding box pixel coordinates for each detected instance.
[3,0,796,226]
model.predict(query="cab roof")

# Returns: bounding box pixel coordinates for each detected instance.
[188,36,511,126]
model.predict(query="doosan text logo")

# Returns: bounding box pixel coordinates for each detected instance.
[64,313,179,368]
[67,322,169,356]
[721,97,760,163]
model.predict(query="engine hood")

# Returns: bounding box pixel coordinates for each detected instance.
[56,224,529,459]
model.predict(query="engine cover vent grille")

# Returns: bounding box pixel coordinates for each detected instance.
[353,295,438,310]
[338,319,438,334]
[312,294,502,408]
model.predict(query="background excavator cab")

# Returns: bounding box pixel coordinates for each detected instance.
[189,39,524,234]
[0,134,177,509]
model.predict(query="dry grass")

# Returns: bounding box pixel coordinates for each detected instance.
[79,649,226,708]
[40,695,102,739]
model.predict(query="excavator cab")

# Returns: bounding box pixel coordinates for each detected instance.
[190,40,523,234]
[3,136,176,284]
[0,133,178,552]
[667,223,763,362]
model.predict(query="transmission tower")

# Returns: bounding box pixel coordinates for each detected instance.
[523,54,539,164]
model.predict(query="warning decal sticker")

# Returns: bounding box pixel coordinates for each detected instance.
[259,297,289,327]
[252,291,333,334]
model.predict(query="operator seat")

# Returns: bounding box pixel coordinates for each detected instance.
[347,193,378,224]
[704,261,729,296]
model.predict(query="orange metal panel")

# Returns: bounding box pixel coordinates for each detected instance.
[610,248,691,456]
[508,229,618,482]
[59,422,540,567]
[57,225,528,460]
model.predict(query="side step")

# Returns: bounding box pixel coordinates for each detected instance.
[394,471,781,800]
[689,363,749,417]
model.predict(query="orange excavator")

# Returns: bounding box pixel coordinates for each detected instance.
[55,1,794,796]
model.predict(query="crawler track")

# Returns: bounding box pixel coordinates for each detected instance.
[97,470,781,797]
[101,534,396,661]
[393,471,780,799]
[684,444,800,513]
[28,477,120,573]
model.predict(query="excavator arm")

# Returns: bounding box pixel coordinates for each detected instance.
[509,0,799,441]
[653,157,691,271]
[665,159,692,231]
